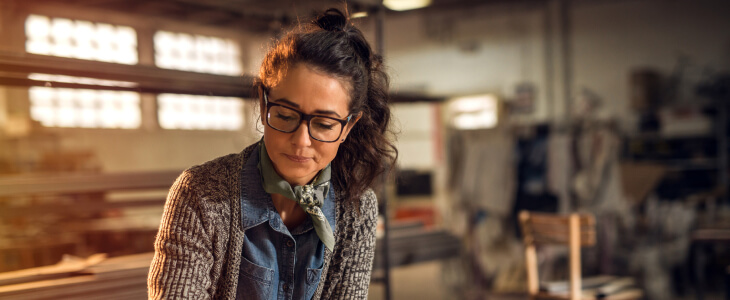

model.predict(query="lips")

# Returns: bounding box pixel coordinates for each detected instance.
[284,154,311,163]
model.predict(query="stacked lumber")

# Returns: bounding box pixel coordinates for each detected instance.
[0,253,152,300]
[0,170,176,272]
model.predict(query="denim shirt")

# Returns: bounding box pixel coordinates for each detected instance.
[236,145,337,300]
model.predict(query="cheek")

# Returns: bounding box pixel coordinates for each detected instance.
[263,127,285,150]
[315,143,342,164]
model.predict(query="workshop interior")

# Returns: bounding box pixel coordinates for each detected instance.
[1,0,729,299]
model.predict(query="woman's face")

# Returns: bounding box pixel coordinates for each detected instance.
[261,63,360,186]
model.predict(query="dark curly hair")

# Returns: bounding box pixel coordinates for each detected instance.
[256,8,398,203]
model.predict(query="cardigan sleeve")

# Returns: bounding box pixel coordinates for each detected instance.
[329,189,379,299]
[148,170,216,299]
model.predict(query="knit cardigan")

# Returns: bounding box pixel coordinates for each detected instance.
[147,143,378,299]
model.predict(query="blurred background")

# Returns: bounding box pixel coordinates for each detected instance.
[0,0,729,299]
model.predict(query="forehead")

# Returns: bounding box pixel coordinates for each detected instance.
[268,64,350,114]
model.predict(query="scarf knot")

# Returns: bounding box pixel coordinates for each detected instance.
[294,183,327,221]
[258,141,335,251]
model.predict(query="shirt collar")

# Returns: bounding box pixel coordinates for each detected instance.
[240,143,336,234]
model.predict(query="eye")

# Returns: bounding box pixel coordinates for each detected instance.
[275,112,297,122]
[313,120,337,130]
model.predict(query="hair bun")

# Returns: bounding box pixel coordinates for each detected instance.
[314,8,348,32]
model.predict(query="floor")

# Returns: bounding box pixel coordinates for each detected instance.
[367,262,527,300]
[366,261,728,300]
[368,262,446,300]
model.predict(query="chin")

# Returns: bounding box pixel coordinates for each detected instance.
[273,160,319,184]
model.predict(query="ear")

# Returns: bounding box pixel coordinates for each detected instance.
[339,111,363,142]
[259,99,266,126]
[258,86,266,126]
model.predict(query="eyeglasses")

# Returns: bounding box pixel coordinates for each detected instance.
[264,91,353,143]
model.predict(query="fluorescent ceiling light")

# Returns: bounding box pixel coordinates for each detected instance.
[351,11,368,18]
[383,0,432,11]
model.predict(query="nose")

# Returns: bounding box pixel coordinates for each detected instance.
[290,120,312,147]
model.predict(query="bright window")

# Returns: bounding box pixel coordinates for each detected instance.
[29,87,141,129]
[448,95,499,130]
[154,31,241,75]
[25,14,138,64]
[157,94,243,130]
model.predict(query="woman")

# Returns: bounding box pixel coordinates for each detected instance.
[148,8,397,300]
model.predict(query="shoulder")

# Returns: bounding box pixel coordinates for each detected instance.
[356,189,379,235]
[336,188,378,224]
[173,142,258,199]
[358,189,378,220]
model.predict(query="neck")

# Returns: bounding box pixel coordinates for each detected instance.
[271,193,307,229]
[281,173,316,187]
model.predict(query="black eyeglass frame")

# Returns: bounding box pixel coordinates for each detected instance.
[263,90,353,143]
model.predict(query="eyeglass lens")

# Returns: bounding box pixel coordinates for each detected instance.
[267,105,343,142]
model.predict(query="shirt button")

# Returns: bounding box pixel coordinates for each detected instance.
[283,283,289,290]
[286,240,294,248]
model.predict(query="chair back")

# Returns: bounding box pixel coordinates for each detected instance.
[519,211,596,247]
[518,210,596,300]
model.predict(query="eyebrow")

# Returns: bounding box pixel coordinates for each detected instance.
[273,98,343,118]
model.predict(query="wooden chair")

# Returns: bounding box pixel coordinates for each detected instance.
[518,210,643,300]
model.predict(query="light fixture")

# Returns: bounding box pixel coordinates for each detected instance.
[383,0,432,11]
[351,11,368,18]
[448,94,499,130]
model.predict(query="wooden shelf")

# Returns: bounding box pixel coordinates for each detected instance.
[0,51,445,103]
[0,170,181,197]
[0,51,255,98]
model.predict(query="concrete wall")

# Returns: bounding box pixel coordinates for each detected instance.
[379,0,730,170]
[383,0,730,118]
[385,7,549,117]
[572,0,730,117]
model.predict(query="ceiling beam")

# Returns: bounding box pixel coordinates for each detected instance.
[0,51,444,102]
[0,51,256,98]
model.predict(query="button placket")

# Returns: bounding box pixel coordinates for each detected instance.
[281,236,295,298]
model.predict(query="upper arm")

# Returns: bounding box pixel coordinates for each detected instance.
[148,171,215,299]
[331,190,379,299]
[355,189,379,276]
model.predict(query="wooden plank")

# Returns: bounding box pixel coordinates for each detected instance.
[0,51,445,103]
[0,170,181,196]
[0,198,165,217]
[82,253,153,277]
[525,243,539,296]
[602,289,643,300]
[0,76,142,93]
[520,210,596,246]
[528,213,595,226]
[532,230,595,246]
[0,198,165,218]
[569,214,581,300]
[0,275,147,300]
[0,51,255,98]
[0,254,106,287]
[0,253,152,299]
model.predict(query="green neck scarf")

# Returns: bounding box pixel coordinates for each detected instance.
[257,141,335,251]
